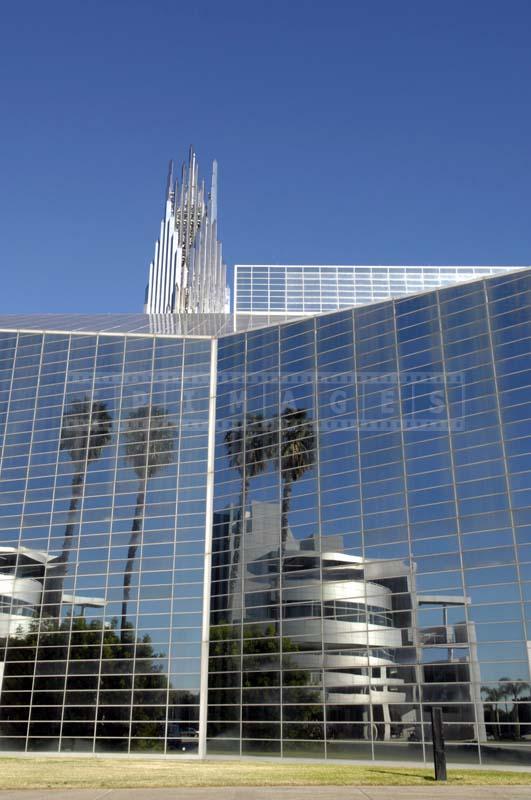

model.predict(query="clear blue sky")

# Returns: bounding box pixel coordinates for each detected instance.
[1,0,530,313]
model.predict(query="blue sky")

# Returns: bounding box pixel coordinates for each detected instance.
[1,0,530,313]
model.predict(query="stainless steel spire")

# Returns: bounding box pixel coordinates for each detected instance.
[144,147,228,314]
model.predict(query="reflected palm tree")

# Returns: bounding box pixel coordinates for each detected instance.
[224,415,275,594]
[278,406,315,565]
[499,678,530,739]
[43,397,112,619]
[481,685,505,739]
[121,405,176,641]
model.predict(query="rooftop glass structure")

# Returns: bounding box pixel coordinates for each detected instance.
[234,264,525,315]
[0,268,531,765]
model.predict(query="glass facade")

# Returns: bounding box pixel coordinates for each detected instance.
[234,264,524,315]
[0,332,213,753]
[1,267,531,764]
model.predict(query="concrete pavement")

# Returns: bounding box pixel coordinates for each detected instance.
[0,788,530,800]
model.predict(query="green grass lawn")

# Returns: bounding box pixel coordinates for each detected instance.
[0,757,530,789]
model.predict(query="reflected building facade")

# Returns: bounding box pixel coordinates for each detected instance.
[211,503,484,748]
[1,267,531,763]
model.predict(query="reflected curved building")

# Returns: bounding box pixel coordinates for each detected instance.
[0,548,52,639]
[0,266,531,764]
[212,503,484,745]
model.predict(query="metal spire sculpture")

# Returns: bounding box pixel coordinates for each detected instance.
[144,146,228,314]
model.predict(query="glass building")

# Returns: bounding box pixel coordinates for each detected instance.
[1,267,531,765]
[234,264,524,315]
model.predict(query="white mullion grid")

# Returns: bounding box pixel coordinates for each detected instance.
[42,334,72,628]
[22,334,46,753]
[237,332,248,756]
[164,339,185,754]
[0,332,18,476]
[483,281,529,735]
[435,291,483,764]
[58,337,99,751]
[48,336,76,747]
[127,339,156,752]
[278,324,289,758]
[313,317,327,759]
[0,327,213,342]
[351,310,375,761]
[0,332,19,659]
[390,301,427,764]
[93,334,126,753]
[198,337,217,759]
[250,269,255,314]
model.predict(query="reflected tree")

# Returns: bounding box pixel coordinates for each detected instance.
[224,415,275,594]
[42,397,112,619]
[482,680,531,740]
[278,407,315,563]
[0,618,182,751]
[121,405,176,641]
[208,622,321,744]
[481,685,505,739]
[499,678,530,740]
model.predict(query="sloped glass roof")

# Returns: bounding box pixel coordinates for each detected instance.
[0,312,302,338]
[0,268,529,339]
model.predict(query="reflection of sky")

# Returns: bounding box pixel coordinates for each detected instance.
[0,331,212,690]
[2,269,531,715]
[213,270,531,688]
